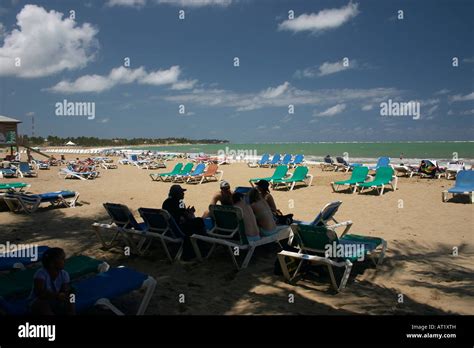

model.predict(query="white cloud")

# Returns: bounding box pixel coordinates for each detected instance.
[0,5,98,78]
[361,104,373,111]
[421,98,439,106]
[425,105,439,116]
[25,111,35,116]
[314,103,346,117]
[460,109,474,115]
[260,81,290,98]
[48,65,183,93]
[447,110,454,116]
[98,118,110,123]
[278,2,359,33]
[163,83,402,113]
[139,65,180,86]
[462,57,474,63]
[156,0,232,7]
[434,89,450,95]
[106,0,146,7]
[295,60,355,78]
[171,79,198,90]
[450,92,474,102]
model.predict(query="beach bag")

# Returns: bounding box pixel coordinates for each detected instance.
[274,213,294,226]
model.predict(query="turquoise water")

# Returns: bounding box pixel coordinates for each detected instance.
[136,142,474,160]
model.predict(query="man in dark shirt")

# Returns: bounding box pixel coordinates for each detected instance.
[162,184,195,224]
[162,185,205,261]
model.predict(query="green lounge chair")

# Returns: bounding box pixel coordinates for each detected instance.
[0,182,30,192]
[0,255,109,298]
[331,166,369,193]
[149,163,183,181]
[248,165,288,185]
[356,167,397,195]
[163,163,193,182]
[190,205,291,270]
[277,223,386,292]
[272,166,313,191]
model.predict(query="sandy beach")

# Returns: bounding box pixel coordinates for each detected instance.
[1,154,473,316]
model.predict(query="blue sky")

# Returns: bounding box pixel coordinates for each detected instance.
[0,0,473,142]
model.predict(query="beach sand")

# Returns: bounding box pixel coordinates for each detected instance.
[1,155,473,315]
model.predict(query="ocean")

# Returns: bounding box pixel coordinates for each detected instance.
[134,142,473,164]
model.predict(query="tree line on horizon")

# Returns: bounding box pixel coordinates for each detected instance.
[18,135,229,147]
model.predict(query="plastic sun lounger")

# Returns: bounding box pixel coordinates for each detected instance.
[249,165,288,185]
[59,167,100,180]
[190,205,291,270]
[356,167,398,196]
[445,161,466,180]
[368,157,391,171]
[174,163,206,183]
[92,202,147,252]
[17,162,37,178]
[160,163,194,182]
[0,182,30,192]
[0,255,109,299]
[0,168,17,178]
[294,201,353,235]
[0,267,156,316]
[393,164,417,178]
[280,154,292,166]
[186,163,223,184]
[138,208,185,262]
[149,163,183,181]
[3,190,79,213]
[268,154,282,167]
[442,170,474,203]
[257,153,270,167]
[331,166,370,193]
[277,223,386,292]
[0,246,49,271]
[272,166,313,191]
[289,154,304,168]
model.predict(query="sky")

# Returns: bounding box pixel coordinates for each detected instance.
[0,0,473,143]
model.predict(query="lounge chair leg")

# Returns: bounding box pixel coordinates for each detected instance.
[338,261,353,291]
[277,253,292,280]
[190,237,204,261]
[228,246,241,270]
[241,247,255,269]
[137,277,157,315]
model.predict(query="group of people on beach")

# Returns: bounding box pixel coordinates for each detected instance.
[161,180,292,260]
[29,179,293,315]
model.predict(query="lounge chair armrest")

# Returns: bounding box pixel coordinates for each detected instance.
[328,220,353,237]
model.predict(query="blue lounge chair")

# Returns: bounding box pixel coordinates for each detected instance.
[369,157,391,171]
[294,201,353,235]
[0,267,156,315]
[442,170,474,203]
[17,162,37,178]
[257,154,270,167]
[290,154,304,168]
[280,154,292,166]
[3,190,79,213]
[268,153,281,167]
[0,168,17,178]
[92,202,147,250]
[0,246,49,271]
[138,208,185,261]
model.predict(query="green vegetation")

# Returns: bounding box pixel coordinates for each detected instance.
[18,135,228,147]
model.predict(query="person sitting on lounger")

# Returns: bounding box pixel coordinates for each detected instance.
[29,248,75,315]
[249,188,279,237]
[202,180,233,218]
[162,185,207,260]
[232,192,260,242]
[254,180,280,214]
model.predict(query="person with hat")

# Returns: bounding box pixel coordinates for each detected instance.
[254,180,280,215]
[162,185,207,261]
[202,180,234,218]
[162,184,195,224]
